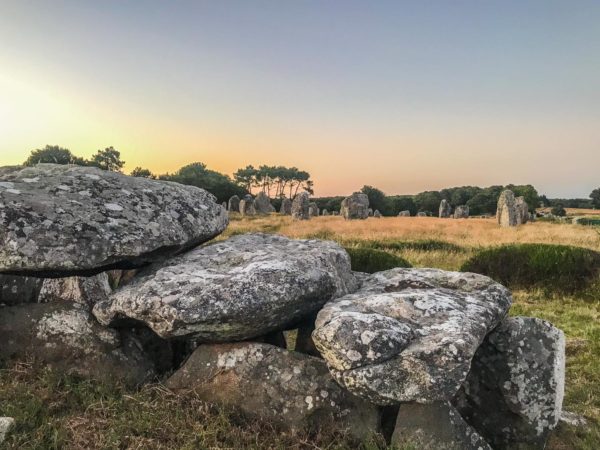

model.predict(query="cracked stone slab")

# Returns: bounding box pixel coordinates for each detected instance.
[93,233,359,341]
[312,268,512,405]
[0,164,227,276]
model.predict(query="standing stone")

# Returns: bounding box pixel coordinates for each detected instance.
[291,192,310,220]
[254,191,275,214]
[93,234,359,341]
[0,164,228,276]
[439,199,452,218]
[515,196,529,225]
[312,268,512,405]
[332,211,339,216]
[454,317,565,449]
[453,205,470,219]
[340,192,369,220]
[0,274,43,306]
[398,210,411,217]
[0,418,15,445]
[322,209,329,216]
[308,202,319,217]
[368,208,374,217]
[239,194,256,217]
[373,210,382,218]
[227,195,240,213]
[167,342,380,439]
[38,273,112,310]
[391,402,491,450]
[497,190,518,227]
[280,197,292,215]
[417,211,428,217]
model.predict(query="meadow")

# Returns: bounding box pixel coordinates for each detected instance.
[2,215,599,449]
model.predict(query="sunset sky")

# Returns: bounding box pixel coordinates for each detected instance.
[1,1,599,197]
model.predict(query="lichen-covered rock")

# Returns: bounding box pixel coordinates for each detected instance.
[515,196,529,225]
[312,268,512,405]
[454,317,565,449]
[398,210,410,217]
[37,273,112,310]
[167,342,380,439]
[0,302,156,385]
[0,164,227,276]
[254,192,275,214]
[93,233,359,341]
[497,190,518,227]
[308,202,319,217]
[0,417,15,444]
[0,274,43,306]
[439,199,452,218]
[280,197,292,215]
[391,402,491,450]
[227,195,240,213]
[239,194,256,216]
[454,205,469,219]
[291,192,310,220]
[340,192,369,220]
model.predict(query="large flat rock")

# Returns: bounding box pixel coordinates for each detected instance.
[312,268,512,405]
[0,164,227,276]
[93,233,359,340]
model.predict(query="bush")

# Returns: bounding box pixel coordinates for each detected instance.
[461,244,600,292]
[551,204,567,217]
[344,247,412,273]
[576,217,600,227]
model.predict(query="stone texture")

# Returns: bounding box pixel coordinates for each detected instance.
[0,302,156,385]
[515,196,529,225]
[368,208,373,217]
[391,402,491,450]
[497,190,518,227]
[0,417,15,445]
[417,211,427,217]
[308,202,319,217]
[0,274,43,306]
[312,268,512,405]
[239,194,256,216]
[340,192,369,220]
[37,273,112,310]
[398,210,410,217]
[167,342,380,439]
[227,195,240,213]
[0,164,228,276]
[254,191,275,214]
[454,316,565,449]
[439,199,452,218]
[291,192,310,220]
[93,233,359,341]
[454,205,470,219]
[373,210,382,218]
[280,197,292,215]
[322,209,329,216]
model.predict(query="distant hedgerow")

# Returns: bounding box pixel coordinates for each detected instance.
[344,247,412,274]
[461,244,600,292]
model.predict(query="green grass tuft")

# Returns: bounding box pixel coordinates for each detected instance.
[344,247,412,273]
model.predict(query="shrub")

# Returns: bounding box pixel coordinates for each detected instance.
[461,244,600,292]
[576,217,600,227]
[551,204,567,217]
[344,247,412,273]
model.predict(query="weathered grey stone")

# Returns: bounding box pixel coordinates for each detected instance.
[0,302,156,385]
[313,268,512,405]
[453,205,469,219]
[93,233,359,341]
[254,191,275,214]
[0,417,15,444]
[227,195,240,213]
[398,210,410,217]
[291,192,310,220]
[515,196,529,225]
[167,342,380,439]
[308,202,319,217]
[373,210,382,218]
[391,402,491,450]
[38,273,111,310]
[322,209,329,216]
[340,192,369,220]
[417,211,427,217]
[279,197,292,215]
[497,190,518,227]
[454,317,565,449]
[239,194,256,216]
[332,211,339,216]
[439,199,452,218]
[368,208,373,217]
[0,274,43,306]
[560,411,588,428]
[0,164,227,276]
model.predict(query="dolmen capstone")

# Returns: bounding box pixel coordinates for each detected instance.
[227,195,240,213]
[93,233,359,341]
[497,190,518,227]
[0,164,227,276]
[280,197,292,215]
[254,191,275,214]
[439,199,452,218]
[340,192,369,220]
[291,192,310,220]
[454,205,469,219]
[239,194,256,216]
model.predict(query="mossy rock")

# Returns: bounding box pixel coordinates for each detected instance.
[344,247,412,274]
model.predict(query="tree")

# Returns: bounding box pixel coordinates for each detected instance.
[89,147,125,172]
[130,167,155,179]
[23,145,86,166]
[414,191,442,214]
[591,188,600,209]
[361,185,387,214]
[510,184,540,212]
[387,196,417,216]
[551,204,567,217]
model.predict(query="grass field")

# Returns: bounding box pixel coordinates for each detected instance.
[2,215,599,449]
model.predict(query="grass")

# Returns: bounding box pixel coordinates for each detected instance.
[344,247,412,273]
[2,214,599,448]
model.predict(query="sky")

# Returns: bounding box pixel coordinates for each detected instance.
[1,1,599,198]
